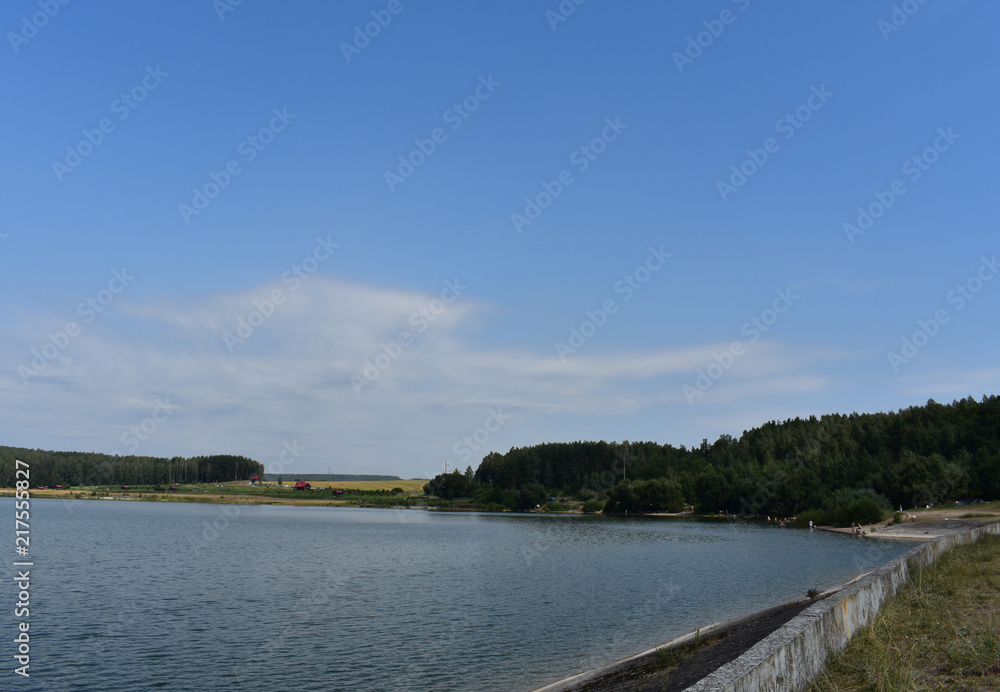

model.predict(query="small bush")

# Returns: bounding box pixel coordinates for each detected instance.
[794,508,829,528]
[836,497,885,527]
[582,498,605,513]
[892,512,902,524]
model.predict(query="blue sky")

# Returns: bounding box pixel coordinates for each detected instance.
[2,1,997,478]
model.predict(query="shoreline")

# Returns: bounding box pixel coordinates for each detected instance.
[534,518,1000,692]
[3,491,998,528]
[530,569,876,692]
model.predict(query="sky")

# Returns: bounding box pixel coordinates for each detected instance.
[2,1,998,479]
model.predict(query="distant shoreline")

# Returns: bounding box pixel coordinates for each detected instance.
[3,490,996,531]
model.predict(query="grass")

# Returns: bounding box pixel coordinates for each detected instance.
[259,479,428,493]
[808,532,1000,692]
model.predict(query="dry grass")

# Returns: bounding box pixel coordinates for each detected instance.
[909,501,1000,520]
[809,533,1000,692]
[256,479,427,493]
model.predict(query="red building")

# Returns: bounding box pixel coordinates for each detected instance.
[294,481,311,490]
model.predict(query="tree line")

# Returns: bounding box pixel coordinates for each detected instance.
[424,396,1000,516]
[0,446,264,487]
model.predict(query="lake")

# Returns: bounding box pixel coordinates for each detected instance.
[1,498,916,691]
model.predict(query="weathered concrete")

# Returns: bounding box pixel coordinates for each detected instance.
[532,604,791,692]
[867,518,986,539]
[684,520,1000,692]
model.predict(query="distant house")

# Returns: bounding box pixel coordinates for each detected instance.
[294,481,311,491]
[121,485,130,490]
[169,486,178,492]
[249,475,261,486]
[333,489,344,496]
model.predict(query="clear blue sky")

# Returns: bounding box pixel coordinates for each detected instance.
[2,1,997,478]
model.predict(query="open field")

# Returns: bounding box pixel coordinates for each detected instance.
[256,479,428,493]
[808,532,1000,692]
[0,479,431,507]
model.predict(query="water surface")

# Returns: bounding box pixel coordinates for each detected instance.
[1,499,915,691]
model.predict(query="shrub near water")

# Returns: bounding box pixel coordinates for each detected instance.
[794,508,829,528]
[835,497,885,527]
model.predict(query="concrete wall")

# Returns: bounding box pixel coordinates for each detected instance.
[685,521,1000,692]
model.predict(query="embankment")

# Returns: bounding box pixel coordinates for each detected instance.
[687,519,1000,691]
[535,519,1000,692]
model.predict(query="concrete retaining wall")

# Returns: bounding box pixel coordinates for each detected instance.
[685,521,1000,692]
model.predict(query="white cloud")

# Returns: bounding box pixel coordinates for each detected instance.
[900,367,1000,399]
[3,276,848,477]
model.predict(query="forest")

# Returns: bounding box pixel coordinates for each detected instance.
[0,445,263,487]
[426,396,1000,518]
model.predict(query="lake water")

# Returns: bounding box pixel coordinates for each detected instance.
[2,498,916,691]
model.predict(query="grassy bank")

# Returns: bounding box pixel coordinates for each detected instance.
[809,532,1000,691]
[0,480,431,508]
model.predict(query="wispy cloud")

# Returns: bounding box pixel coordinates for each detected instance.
[3,276,863,476]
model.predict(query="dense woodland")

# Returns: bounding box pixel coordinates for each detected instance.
[0,446,263,487]
[427,396,1000,517]
[6,397,998,521]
